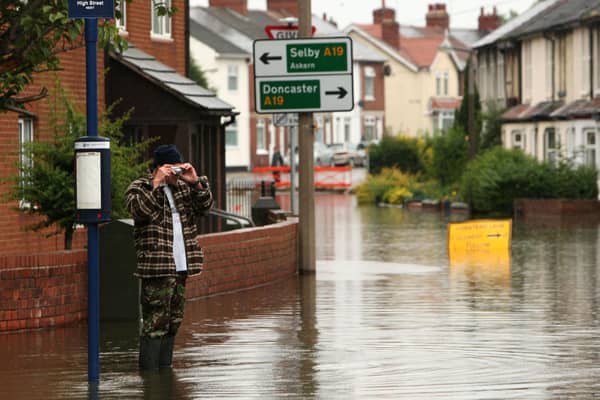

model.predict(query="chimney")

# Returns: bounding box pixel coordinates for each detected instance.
[373,2,400,49]
[267,0,298,16]
[478,6,502,33]
[426,3,449,30]
[209,0,247,15]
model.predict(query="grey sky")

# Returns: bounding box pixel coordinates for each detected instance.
[191,0,538,30]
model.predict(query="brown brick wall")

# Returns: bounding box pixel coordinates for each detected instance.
[124,0,187,75]
[0,46,103,255]
[0,251,88,332]
[187,221,298,299]
[0,221,298,333]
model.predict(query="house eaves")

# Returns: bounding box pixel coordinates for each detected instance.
[473,0,562,49]
[189,7,255,54]
[344,24,419,73]
[507,0,600,40]
[111,46,236,115]
[189,19,249,57]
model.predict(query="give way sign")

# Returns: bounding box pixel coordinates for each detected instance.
[265,24,316,40]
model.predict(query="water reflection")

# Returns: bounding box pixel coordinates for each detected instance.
[3,194,600,398]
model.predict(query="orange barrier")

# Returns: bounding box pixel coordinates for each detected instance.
[253,166,291,188]
[314,166,352,189]
[252,166,352,190]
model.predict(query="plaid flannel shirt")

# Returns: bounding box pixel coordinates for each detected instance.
[125,174,213,278]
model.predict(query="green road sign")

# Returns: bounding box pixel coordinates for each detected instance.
[255,75,353,114]
[253,37,354,113]
[254,37,353,77]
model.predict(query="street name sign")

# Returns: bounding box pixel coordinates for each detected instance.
[253,37,354,114]
[68,0,114,18]
[273,113,299,127]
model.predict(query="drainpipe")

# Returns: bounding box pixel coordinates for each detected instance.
[185,0,190,77]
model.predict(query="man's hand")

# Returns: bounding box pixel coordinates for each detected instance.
[178,163,199,185]
[152,164,179,188]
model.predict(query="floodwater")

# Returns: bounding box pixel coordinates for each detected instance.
[3,193,600,399]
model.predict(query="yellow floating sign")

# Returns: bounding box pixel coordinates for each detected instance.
[448,219,512,268]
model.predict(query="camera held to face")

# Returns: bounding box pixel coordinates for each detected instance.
[171,166,184,175]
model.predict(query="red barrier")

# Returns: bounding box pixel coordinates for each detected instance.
[314,166,352,189]
[252,166,351,189]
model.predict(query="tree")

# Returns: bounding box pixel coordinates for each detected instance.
[189,57,216,93]
[3,80,155,249]
[0,0,174,111]
[479,100,505,151]
[454,62,482,139]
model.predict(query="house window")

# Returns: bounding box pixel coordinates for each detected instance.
[584,129,597,167]
[364,116,376,141]
[523,41,533,103]
[544,127,558,166]
[344,118,351,143]
[227,65,238,91]
[151,0,172,38]
[440,110,454,132]
[582,28,591,95]
[443,72,448,96]
[256,119,266,151]
[546,40,554,100]
[497,51,505,101]
[225,122,238,147]
[18,118,34,207]
[364,67,375,100]
[115,0,126,31]
[558,35,567,97]
[512,130,526,151]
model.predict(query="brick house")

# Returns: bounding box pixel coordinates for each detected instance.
[0,0,236,331]
[346,3,499,137]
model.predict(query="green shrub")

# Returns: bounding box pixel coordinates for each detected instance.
[383,187,413,204]
[460,147,598,215]
[430,127,469,186]
[354,167,444,205]
[368,136,424,175]
[355,168,415,204]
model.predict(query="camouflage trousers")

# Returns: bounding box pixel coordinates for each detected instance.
[140,274,187,338]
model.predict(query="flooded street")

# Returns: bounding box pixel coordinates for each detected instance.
[3,193,600,399]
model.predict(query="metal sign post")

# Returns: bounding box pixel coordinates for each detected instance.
[68,0,114,383]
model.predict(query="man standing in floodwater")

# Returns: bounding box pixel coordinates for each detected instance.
[125,144,213,370]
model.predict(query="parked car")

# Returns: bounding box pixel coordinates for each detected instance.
[284,142,334,167]
[314,141,334,166]
[328,142,367,167]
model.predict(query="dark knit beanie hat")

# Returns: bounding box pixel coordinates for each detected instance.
[153,144,183,167]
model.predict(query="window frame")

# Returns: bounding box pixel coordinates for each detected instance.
[544,127,559,166]
[225,121,238,147]
[584,128,597,168]
[115,0,127,32]
[151,0,172,39]
[256,119,266,152]
[364,66,375,101]
[18,118,34,208]
[227,64,239,91]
